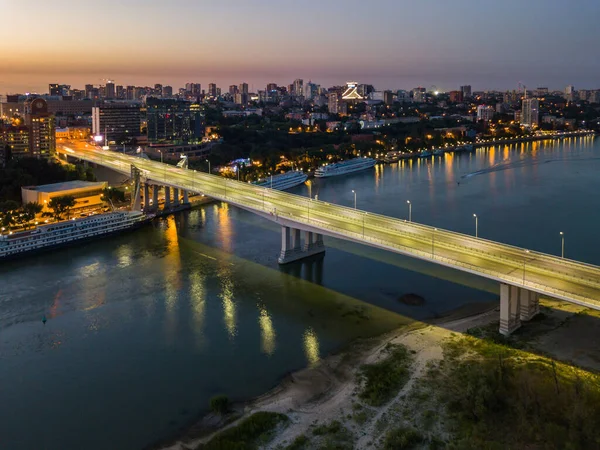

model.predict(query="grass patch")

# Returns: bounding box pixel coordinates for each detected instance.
[425,335,600,449]
[357,343,413,406]
[284,434,309,450]
[200,412,288,450]
[382,426,423,449]
[310,420,353,449]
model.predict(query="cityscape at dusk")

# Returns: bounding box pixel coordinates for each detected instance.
[2,1,600,450]
[2,0,600,93]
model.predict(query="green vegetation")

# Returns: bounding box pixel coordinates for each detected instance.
[209,395,230,415]
[310,420,353,449]
[200,412,288,450]
[424,335,600,449]
[357,344,413,406]
[382,426,423,449]
[0,201,42,231]
[46,195,76,221]
[283,434,309,450]
[0,157,95,203]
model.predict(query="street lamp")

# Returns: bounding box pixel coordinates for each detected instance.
[206,160,211,174]
[352,190,357,209]
[407,200,412,222]
[560,232,565,258]
[158,150,163,163]
[473,214,478,238]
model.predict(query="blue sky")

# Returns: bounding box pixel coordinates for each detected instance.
[1,0,599,92]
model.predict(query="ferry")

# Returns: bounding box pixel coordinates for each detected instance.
[0,210,152,260]
[254,170,308,190]
[315,157,377,178]
[383,151,414,163]
[433,148,446,156]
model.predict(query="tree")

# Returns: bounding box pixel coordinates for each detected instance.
[22,202,43,229]
[209,395,230,415]
[47,196,76,221]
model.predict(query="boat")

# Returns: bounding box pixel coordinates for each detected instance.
[419,150,433,158]
[433,148,446,156]
[0,210,152,260]
[254,170,308,190]
[384,151,413,163]
[463,144,474,152]
[315,158,377,178]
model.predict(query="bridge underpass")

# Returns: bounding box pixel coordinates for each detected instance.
[58,144,600,335]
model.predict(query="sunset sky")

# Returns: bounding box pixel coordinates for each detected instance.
[1,0,599,93]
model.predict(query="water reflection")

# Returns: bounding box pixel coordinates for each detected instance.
[189,270,206,347]
[258,305,276,356]
[303,327,320,367]
[218,264,237,339]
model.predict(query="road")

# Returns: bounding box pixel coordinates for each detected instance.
[57,142,600,310]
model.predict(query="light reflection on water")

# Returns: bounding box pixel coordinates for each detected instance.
[0,136,598,450]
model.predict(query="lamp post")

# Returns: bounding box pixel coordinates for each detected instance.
[159,150,163,163]
[352,190,357,209]
[307,180,312,199]
[270,173,273,189]
[523,249,530,285]
[560,231,565,258]
[206,160,211,174]
[473,213,478,238]
[407,200,412,222]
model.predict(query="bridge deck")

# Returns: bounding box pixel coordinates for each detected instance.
[59,145,600,310]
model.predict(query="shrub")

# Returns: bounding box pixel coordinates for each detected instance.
[209,394,230,415]
[383,426,423,449]
[202,412,288,450]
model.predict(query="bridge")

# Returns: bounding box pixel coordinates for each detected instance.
[58,143,600,336]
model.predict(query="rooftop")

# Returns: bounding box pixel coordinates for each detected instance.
[25,180,106,193]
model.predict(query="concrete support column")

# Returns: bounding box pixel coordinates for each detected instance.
[144,184,150,209]
[153,185,159,210]
[316,233,325,248]
[520,289,540,321]
[164,186,171,209]
[183,190,189,204]
[173,188,180,206]
[303,231,314,252]
[499,283,521,335]
[292,228,302,252]
[279,227,292,263]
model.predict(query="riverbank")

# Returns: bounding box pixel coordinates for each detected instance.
[473,130,596,148]
[156,298,600,449]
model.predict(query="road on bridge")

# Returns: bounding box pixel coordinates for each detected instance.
[58,143,600,311]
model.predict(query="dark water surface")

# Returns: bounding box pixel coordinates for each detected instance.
[1,136,598,450]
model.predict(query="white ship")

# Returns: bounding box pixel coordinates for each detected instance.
[315,157,377,178]
[254,170,308,190]
[0,211,151,260]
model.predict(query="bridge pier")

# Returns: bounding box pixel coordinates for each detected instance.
[173,188,180,206]
[499,283,540,335]
[278,226,325,264]
[152,185,159,211]
[144,184,150,209]
[183,190,189,204]
[164,186,171,209]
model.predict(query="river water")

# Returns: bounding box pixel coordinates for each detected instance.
[0,136,598,450]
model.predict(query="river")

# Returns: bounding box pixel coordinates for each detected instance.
[0,136,598,449]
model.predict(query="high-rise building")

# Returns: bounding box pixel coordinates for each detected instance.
[293,79,303,97]
[49,84,70,96]
[49,84,59,96]
[92,103,141,144]
[328,93,346,115]
[208,83,217,98]
[266,83,278,92]
[476,105,495,122]
[460,85,472,98]
[146,98,203,143]
[383,91,395,105]
[105,81,116,99]
[239,83,249,94]
[449,91,463,103]
[126,86,135,100]
[162,86,173,97]
[304,82,318,100]
[116,85,125,99]
[565,85,576,102]
[1,125,30,160]
[521,98,539,127]
[23,98,55,158]
[229,85,239,96]
[85,84,94,99]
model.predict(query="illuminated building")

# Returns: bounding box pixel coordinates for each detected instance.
[328,92,346,114]
[476,105,495,122]
[162,86,173,98]
[92,103,141,144]
[341,82,363,101]
[449,90,463,103]
[1,125,29,160]
[22,180,108,213]
[24,98,55,158]
[293,79,303,97]
[146,98,203,143]
[229,85,239,96]
[105,81,115,99]
[208,83,217,98]
[460,85,472,98]
[565,85,576,102]
[521,98,539,127]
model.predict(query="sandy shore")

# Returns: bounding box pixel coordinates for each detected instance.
[157,298,600,449]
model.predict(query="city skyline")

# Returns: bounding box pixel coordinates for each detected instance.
[2,0,600,93]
